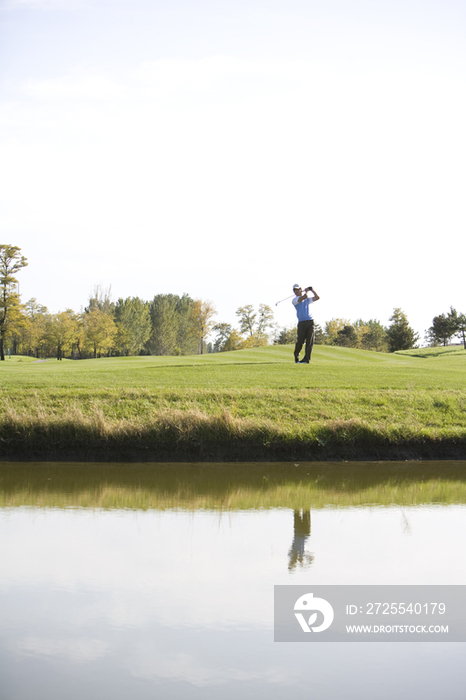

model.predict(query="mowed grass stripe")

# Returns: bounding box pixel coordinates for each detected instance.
[1,344,466,390]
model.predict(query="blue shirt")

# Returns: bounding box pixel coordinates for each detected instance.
[292,295,314,322]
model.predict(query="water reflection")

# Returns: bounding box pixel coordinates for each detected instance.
[288,510,314,571]
[1,461,466,700]
[2,460,466,510]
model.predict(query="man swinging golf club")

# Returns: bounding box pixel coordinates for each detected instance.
[292,284,320,364]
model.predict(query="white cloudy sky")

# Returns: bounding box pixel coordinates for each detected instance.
[1,0,465,338]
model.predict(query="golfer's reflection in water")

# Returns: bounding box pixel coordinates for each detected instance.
[288,509,314,571]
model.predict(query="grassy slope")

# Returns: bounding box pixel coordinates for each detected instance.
[1,345,466,461]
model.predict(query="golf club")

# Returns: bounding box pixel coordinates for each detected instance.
[275,294,294,306]
[275,286,313,306]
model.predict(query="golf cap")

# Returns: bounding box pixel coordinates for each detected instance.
[293,283,301,290]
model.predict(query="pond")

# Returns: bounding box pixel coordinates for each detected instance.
[1,461,466,699]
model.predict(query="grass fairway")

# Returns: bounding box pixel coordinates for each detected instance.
[1,345,466,461]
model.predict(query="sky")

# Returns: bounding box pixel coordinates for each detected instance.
[1,0,465,341]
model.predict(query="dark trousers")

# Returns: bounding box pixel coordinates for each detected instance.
[294,320,315,361]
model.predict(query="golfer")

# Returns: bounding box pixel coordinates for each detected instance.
[292,284,320,363]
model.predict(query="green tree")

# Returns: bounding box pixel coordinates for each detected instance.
[236,303,275,346]
[86,285,114,314]
[449,308,466,350]
[457,315,466,350]
[256,303,275,337]
[241,332,269,348]
[192,299,217,354]
[73,313,87,359]
[7,304,27,355]
[275,326,296,345]
[386,308,418,352]
[174,294,198,355]
[212,323,246,352]
[223,329,243,351]
[323,318,351,345]
[21,299,48,357]
[114,297,151,355]
[236,304,256,337]
[334,324,358,348]
[426,311,457,346]
[147,295,181,355]
[45,310,78,360]
[359,319,388,352]
[213,323,234,352]
[83,307,117,357]
[314,323,325,344]
[0,244,28,360]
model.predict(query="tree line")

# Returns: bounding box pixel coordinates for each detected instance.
[6,287,221,360]
[0,245,221,359]
[1,244,279,360]
[274,309,418,353]
[274,306,465,352]
[1,244,464,359]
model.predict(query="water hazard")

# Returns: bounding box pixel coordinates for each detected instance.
[1,461,466,699]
